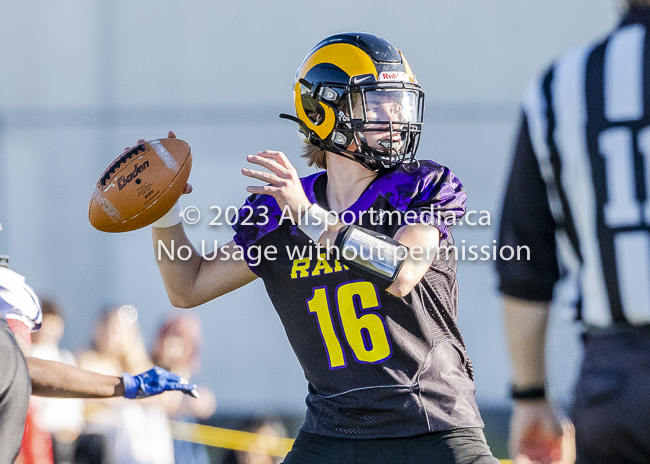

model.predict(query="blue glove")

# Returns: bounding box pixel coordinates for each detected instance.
[122,367,199,399]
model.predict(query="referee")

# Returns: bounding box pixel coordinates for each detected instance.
[497,1,650,463]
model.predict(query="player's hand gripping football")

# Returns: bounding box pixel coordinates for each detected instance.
[242,151,311,221]
[122,366,199,399]
[126,131,193,196]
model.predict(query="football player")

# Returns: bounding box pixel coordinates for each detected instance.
[151,33,498,463]
[0,247,198,463]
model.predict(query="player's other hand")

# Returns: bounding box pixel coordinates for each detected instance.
[122,366,198,399]
[242,150,311,221]
[510,399,575,464]
[168,131,193,195]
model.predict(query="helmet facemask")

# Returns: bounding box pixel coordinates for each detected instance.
[299,82,423,172]
[331,86,423,171]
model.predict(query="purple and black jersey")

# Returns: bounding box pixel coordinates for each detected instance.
[232,160,483,438]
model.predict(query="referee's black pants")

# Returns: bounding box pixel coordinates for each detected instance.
[572,325,650,464]
[0,317,31,464]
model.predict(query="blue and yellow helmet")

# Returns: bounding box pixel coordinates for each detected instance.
[281,32,425,172]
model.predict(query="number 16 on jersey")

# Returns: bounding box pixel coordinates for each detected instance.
[307,281,392,369]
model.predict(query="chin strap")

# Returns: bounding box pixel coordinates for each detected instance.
[330,146,402,174]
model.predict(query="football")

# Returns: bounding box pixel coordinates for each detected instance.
[89,138,192,233]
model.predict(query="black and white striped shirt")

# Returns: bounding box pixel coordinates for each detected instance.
[497,7,650,327]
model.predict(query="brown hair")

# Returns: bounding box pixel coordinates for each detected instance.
[301,143,327,169]
[40,297,64,318]
[628,0,650,6]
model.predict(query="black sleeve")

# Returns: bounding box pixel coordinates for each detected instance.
[496,112,560,301]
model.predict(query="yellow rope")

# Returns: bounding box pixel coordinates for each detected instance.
[170,420,294,458]
[170,420,513,463]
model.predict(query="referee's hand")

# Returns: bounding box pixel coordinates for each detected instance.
[510,399,575,464]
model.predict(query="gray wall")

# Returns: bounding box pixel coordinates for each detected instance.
[0,0,619,413]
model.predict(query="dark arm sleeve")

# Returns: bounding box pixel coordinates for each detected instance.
[496,112,560,301]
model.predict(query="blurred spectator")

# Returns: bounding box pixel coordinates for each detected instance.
[220,417,288,464]
[78,305,174,464]
[151,312,203,386]
[151,312,217,464]
[79,305,152,376]
[30,298,85,464]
